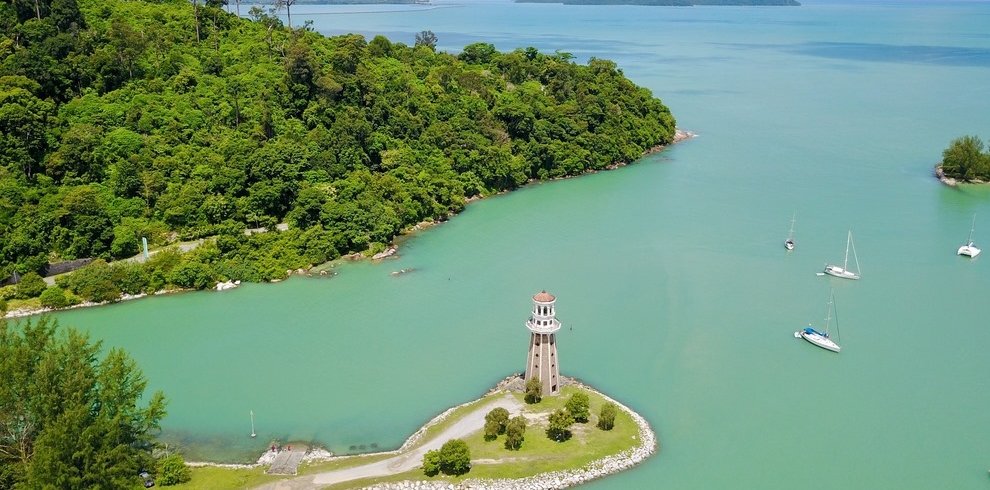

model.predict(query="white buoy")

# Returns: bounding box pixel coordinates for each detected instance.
[250,410,256,438]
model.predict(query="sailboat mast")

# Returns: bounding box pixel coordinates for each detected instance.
[831,293,840,341]
[823,290,833,335]
[843,231,851,270]
[969,214,977,244]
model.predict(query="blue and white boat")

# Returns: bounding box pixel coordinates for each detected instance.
[797,290,841,353]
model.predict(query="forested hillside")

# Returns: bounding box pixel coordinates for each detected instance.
[0,0,675,303]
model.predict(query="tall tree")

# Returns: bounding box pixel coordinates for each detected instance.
[438,438,471,475]
[546,408,574,442]
[524,376,542,404]
[504,415,526,450]
[597,401,617,430]
[274,0,295,29]
[564,392,590,423]
[414,30,437,50]
[942,135,988,180]
[0,78,54,179]
[0,318,167,488]
[483,407,509,441]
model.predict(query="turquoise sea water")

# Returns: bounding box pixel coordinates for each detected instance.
[47,1,990,487]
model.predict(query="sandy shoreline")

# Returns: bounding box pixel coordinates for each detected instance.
[3,129,694,321]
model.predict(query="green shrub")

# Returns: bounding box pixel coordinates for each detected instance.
[483,407,510,441]
[155,453,190,486]
[598,402,617,431]
[438,439,471,475]
[167,260,214,289]
[111,262,149,295]
[39,287,69,309]
[58,260,120,302]
[546,409,574,442]
[422,449,441,476]
[565,392,590,423]
[504,415,526,450]
[15,272,47,299]
[524,377,542,404]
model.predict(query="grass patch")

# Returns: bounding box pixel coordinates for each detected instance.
[457,386,640,480]
[408,395,490,449]
[172,465,277,489]
[6,297,42,312]
[296,452,396,475]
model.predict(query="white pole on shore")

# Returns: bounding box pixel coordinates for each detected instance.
[250,410,256,438]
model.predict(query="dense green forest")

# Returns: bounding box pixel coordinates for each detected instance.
[0,0,675,309]
[940,135,990,182]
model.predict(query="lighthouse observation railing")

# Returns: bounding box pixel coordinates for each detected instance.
[526,317,561,334]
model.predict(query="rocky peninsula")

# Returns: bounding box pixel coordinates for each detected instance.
[194,375,657,489]
[934,163,987,187]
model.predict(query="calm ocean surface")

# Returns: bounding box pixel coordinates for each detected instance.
[50,1,990,487]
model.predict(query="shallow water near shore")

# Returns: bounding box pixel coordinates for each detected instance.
[46,0,990,487]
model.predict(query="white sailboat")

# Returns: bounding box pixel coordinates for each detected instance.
[957,214,981,258]
[784,213,796,251]
[823,230,860,280]
[797,289,841,353]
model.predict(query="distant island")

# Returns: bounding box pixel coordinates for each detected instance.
[516,0,799,5]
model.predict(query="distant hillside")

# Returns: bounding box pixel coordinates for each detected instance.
[517,0,799,5]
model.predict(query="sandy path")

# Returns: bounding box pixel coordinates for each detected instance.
[255,393,522,490]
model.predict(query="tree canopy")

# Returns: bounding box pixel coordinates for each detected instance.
[565,391,590,423]
[597,401,617,430]
[546,408,574,442]
[483,406,510,441]
[504,415,526,450]
[0,0,676,300]
[941,135,990,181]
[422,438,471,476]
[0,317,167,488]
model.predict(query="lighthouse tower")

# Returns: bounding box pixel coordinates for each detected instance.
[525,290,561,396]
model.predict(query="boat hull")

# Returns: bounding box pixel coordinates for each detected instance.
[784,239,795,251]
[958,244,981,258]
[824,265,859,280]
[800,329,841,353]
